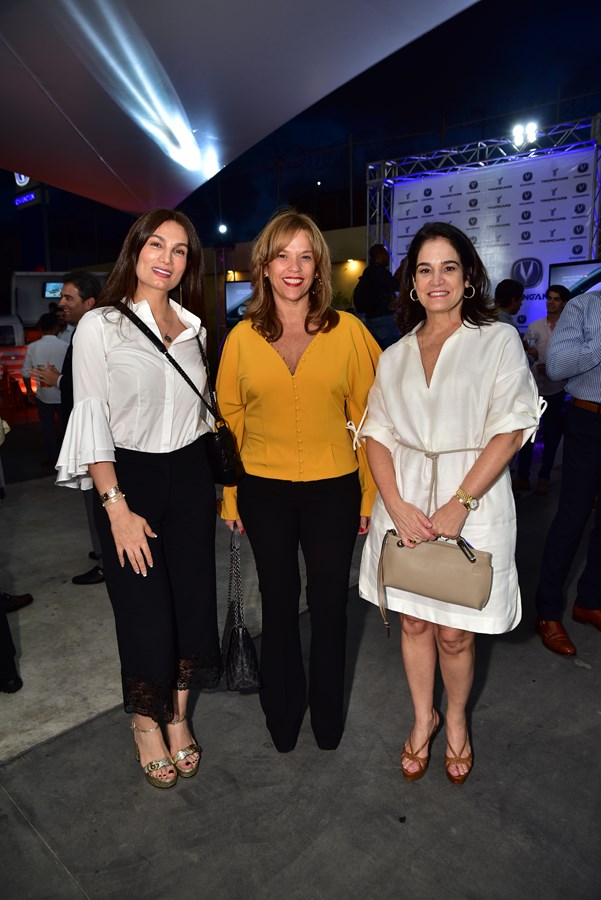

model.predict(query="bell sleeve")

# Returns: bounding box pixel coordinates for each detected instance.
[55,312,115,490]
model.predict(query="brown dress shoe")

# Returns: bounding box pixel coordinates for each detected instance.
[572,605,601,631]
[536,619,576,655]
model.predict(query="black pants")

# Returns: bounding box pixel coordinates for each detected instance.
[517,389,565,482]
[536,404,601,619]
[94,438,222,723]
[237,471,361,751]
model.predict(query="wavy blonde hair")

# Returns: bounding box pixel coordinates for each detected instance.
[244,208,338,341]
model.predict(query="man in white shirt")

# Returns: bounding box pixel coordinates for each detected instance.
[21,313,67,466]
[514,285,570,494]
[38,271,105,586]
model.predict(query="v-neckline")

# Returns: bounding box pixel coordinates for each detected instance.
[269,333,318,376]
[416,322,462,389]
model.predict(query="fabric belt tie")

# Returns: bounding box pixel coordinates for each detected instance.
[396,442,481,516]
[571,397,601,415]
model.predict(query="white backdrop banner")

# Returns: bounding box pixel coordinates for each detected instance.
[391,146,596,326]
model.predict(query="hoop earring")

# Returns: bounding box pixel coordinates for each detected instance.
[463,285,476,299]
[410,288,419,302]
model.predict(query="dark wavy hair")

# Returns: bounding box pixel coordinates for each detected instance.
[96,208,205,320]
[244,208,338,341]
[397,222,494,333]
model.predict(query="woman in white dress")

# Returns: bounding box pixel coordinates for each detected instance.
[359,222,541,784]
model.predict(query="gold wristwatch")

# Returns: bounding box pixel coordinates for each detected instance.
[455,488,480,511]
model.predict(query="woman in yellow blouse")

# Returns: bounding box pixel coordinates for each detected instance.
[217,209,381,752]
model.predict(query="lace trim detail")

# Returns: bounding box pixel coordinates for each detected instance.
[176,651,223,691]
[123,651,222,723]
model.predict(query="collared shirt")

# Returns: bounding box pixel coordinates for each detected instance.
[524,317,567,396]
[497,309,517,329]
[21,334,67,404]
[58,324,75,344]
[56,300,212,489]
[546,291,601,402]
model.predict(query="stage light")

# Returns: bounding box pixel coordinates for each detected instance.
[218,224,228,234]
[512,122,538,146]
[59,0,211,173]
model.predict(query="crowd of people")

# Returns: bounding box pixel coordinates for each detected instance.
[3,208,600,796]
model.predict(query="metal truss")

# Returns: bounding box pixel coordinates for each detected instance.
[366,118,601,257]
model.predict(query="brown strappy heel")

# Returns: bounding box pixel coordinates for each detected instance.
[401,711,440,781]
[445,736,473,785]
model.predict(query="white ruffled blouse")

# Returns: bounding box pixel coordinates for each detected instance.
[56,300,212,490]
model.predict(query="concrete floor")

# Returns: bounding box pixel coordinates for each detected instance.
[1,424,600,899]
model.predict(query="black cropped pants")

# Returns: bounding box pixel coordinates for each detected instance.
[94,437,222,724]
[237,471,361,752]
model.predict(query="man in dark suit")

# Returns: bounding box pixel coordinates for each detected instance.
[38,271,105,586]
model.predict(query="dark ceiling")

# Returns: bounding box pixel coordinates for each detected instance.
[0,0,479,214]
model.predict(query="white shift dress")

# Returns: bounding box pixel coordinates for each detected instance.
[358,321,541,634]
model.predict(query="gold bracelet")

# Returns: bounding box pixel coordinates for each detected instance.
[102,492,126,508]
[99,485,122,505]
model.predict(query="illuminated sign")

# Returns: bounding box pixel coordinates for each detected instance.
[14,173,30,187]
[14,190,41,208]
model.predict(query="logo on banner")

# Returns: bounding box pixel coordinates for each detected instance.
[573,225,585,235]
[521,231,532,241]
[468,217,478,226]
[511,258,543,288]
[423,188,432,197]
[573,244,584,255]
[522,191,533,201]
[522,172,533,182]
[469,199,478,208]
[521,211,532,221]
[469,180,478,190]
[423,205,432,214]
[574,203,586,214]
[577,163,589,173]
[575,183,588,193]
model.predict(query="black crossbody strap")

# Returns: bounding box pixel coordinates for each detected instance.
[118,302,220,421]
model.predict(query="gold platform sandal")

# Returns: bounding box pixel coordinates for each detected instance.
[131,721,178,790]
[169,716,202,779]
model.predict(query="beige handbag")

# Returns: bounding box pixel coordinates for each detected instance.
[377,529,493,632]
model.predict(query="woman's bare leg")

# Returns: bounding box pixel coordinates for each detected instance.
[400,614,439,775]
[436,626,475,778]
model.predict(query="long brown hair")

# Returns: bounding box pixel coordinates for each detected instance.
[97,208,205,320]
[244,208,338,341]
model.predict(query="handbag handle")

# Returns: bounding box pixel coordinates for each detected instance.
[117,302,223,423]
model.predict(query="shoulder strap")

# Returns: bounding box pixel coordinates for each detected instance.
[118,302,220,421]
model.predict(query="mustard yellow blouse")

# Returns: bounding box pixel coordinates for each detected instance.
[216,311,382,520]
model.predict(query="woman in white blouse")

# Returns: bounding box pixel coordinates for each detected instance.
[57,209,221,790]
[359,222,540,784]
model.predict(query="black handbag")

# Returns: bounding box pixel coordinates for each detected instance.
[221,526,261,692]
[118,303,244,486]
